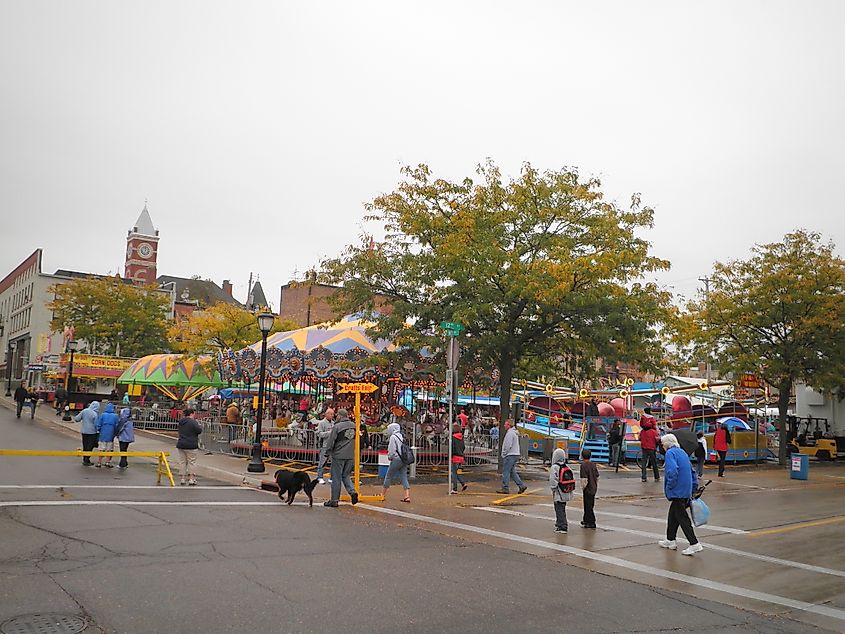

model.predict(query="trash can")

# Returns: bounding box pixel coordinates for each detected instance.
[790,453,809,480]
[519,434,529,463]
[542,437,569,464]
[378,449,390,479]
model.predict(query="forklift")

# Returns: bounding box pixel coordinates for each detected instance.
[787,416,838,461]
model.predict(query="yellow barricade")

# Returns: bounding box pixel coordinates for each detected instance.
[0,450,176,487]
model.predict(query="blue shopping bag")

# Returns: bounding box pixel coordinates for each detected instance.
[690,498,710,527]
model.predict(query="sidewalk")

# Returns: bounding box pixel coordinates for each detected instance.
[0,394,816,509]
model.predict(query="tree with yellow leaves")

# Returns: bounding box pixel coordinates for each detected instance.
[681,230,845,464]
[321,161,674,454]
[168,302,296,355]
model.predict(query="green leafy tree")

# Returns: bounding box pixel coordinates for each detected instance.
[681,230,845,464]
[322,161,673,456]
[49,276,170,357]
[168,302,297,355]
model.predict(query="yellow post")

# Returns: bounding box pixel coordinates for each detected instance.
[353,392,361,495]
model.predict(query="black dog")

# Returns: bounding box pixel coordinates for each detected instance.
[274,469,318,507]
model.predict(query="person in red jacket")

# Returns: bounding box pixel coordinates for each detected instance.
[713,422,732,477]
[450,424,468,493]
[639,419,661,482]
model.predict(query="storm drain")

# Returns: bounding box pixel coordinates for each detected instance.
[0,614,87,634]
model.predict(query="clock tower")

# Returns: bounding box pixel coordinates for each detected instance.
[124,202,160,285]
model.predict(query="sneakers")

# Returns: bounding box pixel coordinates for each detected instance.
[658,539,677,550]
[350,492,359,505]
[188,479,197,486]
[682,543,703,556]
[323,500,339,507]
[461,484,468,492]
[180,479,187,486]
[518,486,527,494]
[554,527,568,534]
[317,478,326,485]
[495,489,510,494]
[642,478,647,482]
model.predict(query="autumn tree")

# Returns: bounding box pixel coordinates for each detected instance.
[168,302,296,355]
[49,276,170,357]
[322,162,674,452]
[681,230,845,464]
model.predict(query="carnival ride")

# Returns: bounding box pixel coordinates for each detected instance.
[511,378,775,464]
[117,354,224,401]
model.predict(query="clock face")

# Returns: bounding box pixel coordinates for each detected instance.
[138,243,153,259]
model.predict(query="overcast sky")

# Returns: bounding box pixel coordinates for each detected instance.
[2,1,843,309]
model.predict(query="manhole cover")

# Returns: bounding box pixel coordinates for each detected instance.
[0,614,87,634]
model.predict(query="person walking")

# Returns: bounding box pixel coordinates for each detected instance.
[115,407,135,469]
[658,433,702,555]
[449,424,468,494]
[26,385,38,419]
[579,448,599,529]
[176,408,203,486]
[54,385,68,415]
[549,447,574,533]
[639,418,661,482]
[95,403,119,468]
[497,419,527,495]
[13,383,28,419]
[74,400,100,466]
[323,408,357,507]
[608,419,623,467]
[695,431,707,478]
[382,422,411,502]
[122,391,130,406]
[714,423,732,478]
[315,407,335,484]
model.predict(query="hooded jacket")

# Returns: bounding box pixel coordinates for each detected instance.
[116,407,135,443]
[96,403,119,442]
[451,431,465,464]
[664,445,697,500]
[386,422,403,461]
[315,415,334,447]
[714,425,732,452]
[177,415,203,450]
[549,448,574,503]
[639,420,660,451]
[325,413,356,460]
[74,401,100,435]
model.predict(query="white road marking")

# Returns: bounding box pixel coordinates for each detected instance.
[0,501,309,507]
[359,503,845,623]
[476,506,845,579]
[536,503,748,534]
[0,485,250,490]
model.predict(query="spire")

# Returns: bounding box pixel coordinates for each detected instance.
[132,201,157,236]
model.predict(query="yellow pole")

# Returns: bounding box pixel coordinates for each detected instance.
[353,392,361,495]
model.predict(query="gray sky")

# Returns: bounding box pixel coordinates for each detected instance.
[2,1,843,308]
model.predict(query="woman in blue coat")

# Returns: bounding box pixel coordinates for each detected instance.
[116,407,135,469]
[658,433,702,555]
[96,403,119,468]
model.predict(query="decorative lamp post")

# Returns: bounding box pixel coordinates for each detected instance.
[65,340,78,393]
[247,313,274,473]
[5,341,16,397]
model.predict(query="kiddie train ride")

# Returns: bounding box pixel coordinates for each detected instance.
[513,379,774,464]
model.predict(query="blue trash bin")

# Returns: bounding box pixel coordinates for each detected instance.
[789,453,809,480]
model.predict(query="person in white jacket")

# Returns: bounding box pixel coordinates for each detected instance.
[497,419,527,494]
[382,422,411,503]
[314,408,335,484]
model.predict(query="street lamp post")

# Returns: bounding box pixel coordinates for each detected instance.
[63,340,78,421]
[247,313,274,474]
[5,341,16,397]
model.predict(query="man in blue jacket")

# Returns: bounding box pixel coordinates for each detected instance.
[658,433,702,555]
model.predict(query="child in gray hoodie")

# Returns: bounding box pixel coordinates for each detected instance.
[549,447,575,533]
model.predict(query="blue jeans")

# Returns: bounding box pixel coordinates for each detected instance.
[501,454,525,491]
[330,458,355,502]
[450,462,466,490]
[316,446,329,480]
[383,457,409,489]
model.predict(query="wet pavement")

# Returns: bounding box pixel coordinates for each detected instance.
[2,396,843,632]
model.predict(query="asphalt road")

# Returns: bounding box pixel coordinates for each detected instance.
[0,405,820,633]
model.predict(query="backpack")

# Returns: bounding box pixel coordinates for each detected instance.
[557,464,575,493]
[397,434,416,465]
